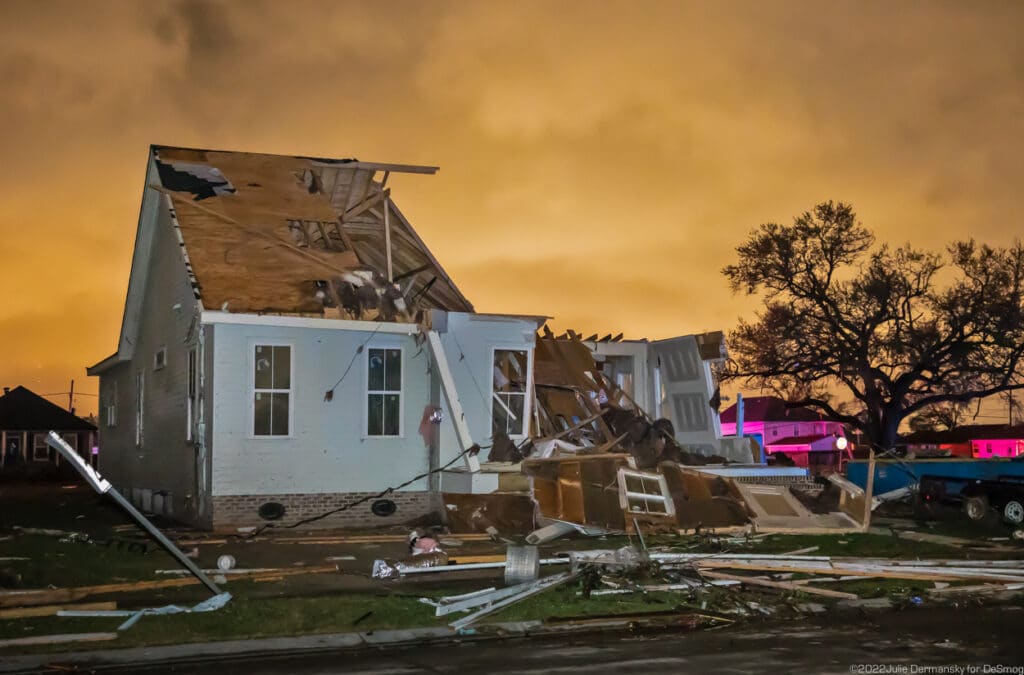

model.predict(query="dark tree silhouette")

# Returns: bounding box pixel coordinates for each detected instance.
[723,201,1024,450]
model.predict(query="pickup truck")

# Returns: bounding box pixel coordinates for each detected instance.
[918,474,1024,525]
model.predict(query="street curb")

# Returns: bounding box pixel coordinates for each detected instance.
[4,593,1020,673]
[0,619,659,673]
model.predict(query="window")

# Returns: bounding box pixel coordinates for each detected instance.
[135,371,144,447]
[105,381,117,428]
[492,349,528,438]
[366,348,401,436]
[32,434,49,461]
[253,344,291,436]
[154,346,167,370]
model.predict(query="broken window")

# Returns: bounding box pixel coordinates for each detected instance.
[253,345,291,436]
[492,349,529,438]
[32,433,48,462]
[367,348,401,436]
[135,371,144,448]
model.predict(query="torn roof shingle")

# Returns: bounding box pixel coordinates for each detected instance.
[151,146,473,317]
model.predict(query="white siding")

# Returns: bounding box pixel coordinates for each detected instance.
[210,323,432,496]
[433,313,538,467]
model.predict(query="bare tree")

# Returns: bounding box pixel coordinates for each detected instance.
[722,201,1024,450]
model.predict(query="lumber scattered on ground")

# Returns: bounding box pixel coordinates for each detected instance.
[0,601,116,620]
[0,566,337,608]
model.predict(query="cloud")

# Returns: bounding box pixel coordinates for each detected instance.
[0,0,1021,397]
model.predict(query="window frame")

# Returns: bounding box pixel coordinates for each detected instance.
[248,341,295,439]
[105,380,117,428]
[32,433,49,462]
[489,345,534,441]
[153,346,167,371]
[364,344,404,439]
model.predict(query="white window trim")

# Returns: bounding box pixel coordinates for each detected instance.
[32,433,49,462]
[248,340,295,439]
[105,380,117,428]
[363,344,405,439]
[488,345,534,442]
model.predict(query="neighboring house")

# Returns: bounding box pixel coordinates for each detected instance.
[87,146,731,531]
[719,396,848,469]
[0,386,97,478]
[901,425,1024,459]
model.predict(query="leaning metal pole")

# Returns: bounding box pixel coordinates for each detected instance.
[46,431,223,596]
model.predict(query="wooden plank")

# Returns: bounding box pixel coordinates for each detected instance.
[695,560,1018,583]
[312,161,438,175]
[0,601,116,620]
[699,571,859,600]
[0,566,337,608]
[0,632,118,648]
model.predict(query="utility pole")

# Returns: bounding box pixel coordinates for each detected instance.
[68,379,75,415]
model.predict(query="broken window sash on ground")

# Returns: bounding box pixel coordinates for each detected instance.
[493,349,528,437]
[367,347,401,436]
[253,345,291,436]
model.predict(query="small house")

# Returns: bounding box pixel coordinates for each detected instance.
[719,395,849,470]
[0,386,97,478]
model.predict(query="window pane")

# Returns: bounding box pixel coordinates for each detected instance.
[367,393,384,436]
[494,350,527,393]
[368,350,385,391]
[383,394,400,436]
[493,394,511,436]
[271,392,289,435]
[254,392,271,435]
[254,346,273,389]
[272,346,290,389]
[384,349,401,391]
[507,393,525,435]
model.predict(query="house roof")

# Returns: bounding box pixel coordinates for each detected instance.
[902,424,1024,445]
[720,396,831,424]
[767,434,835,447]
[150,146,474,317]
[0,386,96,432]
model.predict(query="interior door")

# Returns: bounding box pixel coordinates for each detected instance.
[648,336,719,452]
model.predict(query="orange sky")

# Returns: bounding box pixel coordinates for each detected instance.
[1,1,1022,417]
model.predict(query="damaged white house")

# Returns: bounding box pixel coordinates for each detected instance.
[87,146,740,530]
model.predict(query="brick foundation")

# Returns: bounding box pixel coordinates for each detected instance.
[211,491,439,531]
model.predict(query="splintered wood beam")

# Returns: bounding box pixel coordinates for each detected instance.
[343,188,390,222]
[384,196,394,282]
[149,184,240,224]
[246,230,356,277]
[395,263,432,281]
[332,221,358,253]
[320,162,438,175]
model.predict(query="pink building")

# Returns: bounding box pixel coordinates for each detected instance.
[902,425,1024,459]
[720,396,849,470]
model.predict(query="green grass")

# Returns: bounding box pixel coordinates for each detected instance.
[0,578,730,655]
[0,535,181,588]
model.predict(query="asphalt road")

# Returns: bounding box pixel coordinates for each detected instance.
[95,605,1024,675]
